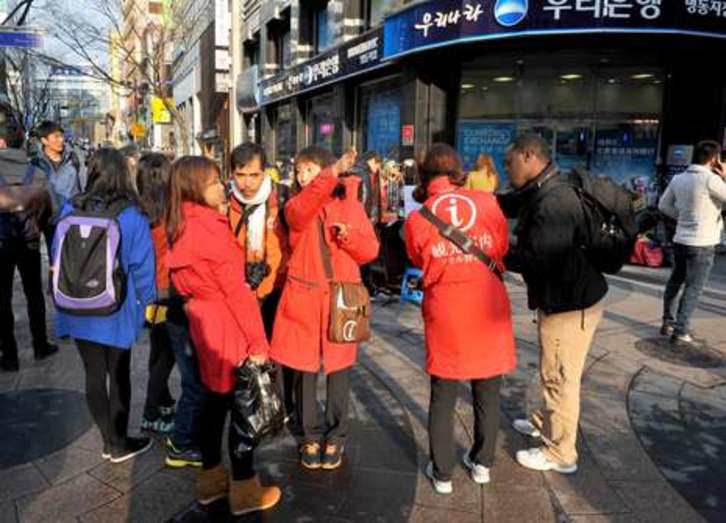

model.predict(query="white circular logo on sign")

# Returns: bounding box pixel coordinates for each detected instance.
[431,193,477,232]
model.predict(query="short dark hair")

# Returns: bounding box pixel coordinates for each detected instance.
[137,153,172,224]
[231,143,266,171]
[295,145,336,170]
[35,120,63,140]
[508,134,552,162]
[693,140,721,166]
[360,151,382,165]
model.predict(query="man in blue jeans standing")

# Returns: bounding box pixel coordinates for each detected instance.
[659,140,726,344]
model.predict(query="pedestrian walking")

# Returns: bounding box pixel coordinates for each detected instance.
[404,144,516,494]
[53,148,156,463]
[136,153,177,433]
[500,134,607,474]
[270,146,379,471]
[165,156,281,515]
[0,112,57,372]
[31,121,85,254]
[658,140,726,344]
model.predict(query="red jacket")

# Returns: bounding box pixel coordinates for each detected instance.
[270,170,379,374]
[167,202,269,393]
[151,224,169,298]
[404,178,516,380]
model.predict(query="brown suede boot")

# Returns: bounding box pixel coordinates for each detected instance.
[196,464,228,505]
[229,476,282,516]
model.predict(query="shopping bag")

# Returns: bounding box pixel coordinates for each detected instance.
[230,361,286,453]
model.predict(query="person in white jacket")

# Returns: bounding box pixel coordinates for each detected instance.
[658,140,726,344]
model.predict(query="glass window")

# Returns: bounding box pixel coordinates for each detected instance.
[314,4,336,53]
[360,81,402,159]
[280,30,292,70]
[275,103,296,163]
[368,0,400,27]
[309,94,342,155]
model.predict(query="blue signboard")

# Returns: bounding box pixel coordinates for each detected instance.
[0,30,42,49]
[384,0,726,59]
[456,120,516,179]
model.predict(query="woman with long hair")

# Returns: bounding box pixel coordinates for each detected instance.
[466,153,500,193]
[136,153,177,434]
[54,148,156,463]
[165,156,281,516]
[405,143,516,494]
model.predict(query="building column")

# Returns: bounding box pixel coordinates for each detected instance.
[229,0,243,146]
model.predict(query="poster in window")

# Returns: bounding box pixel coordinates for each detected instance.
[366,89,401,159]
[592,124,659,207]
[456,120,516,181]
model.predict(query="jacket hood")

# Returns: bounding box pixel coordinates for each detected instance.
[0,148,32,183]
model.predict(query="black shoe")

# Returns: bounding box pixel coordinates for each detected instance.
[321,442,344,470]
[300,442,322,470]
[0,357,19,372]
[110,437,153,464]
[165,438,202,468]
[34,344,58,360]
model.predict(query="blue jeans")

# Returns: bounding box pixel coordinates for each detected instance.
[166,320,206,450]
[663,243,715,335]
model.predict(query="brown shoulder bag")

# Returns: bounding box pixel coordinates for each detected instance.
[318,219,371,343]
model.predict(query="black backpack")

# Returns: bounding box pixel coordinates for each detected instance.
[50,199,130,316]
[569,169,638,275]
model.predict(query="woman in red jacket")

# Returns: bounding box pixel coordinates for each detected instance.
[404,143,516,495]
[165,156,281,516]
[270,146,379,470]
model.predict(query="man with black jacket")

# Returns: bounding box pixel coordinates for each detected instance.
[0,113,57,371]
[499,134,607,474]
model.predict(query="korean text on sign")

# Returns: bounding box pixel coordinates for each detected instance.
[544,0,663,20]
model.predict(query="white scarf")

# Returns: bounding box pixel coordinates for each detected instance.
[232,176,272,255]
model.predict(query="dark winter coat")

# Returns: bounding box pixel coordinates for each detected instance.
[500,166,608,314]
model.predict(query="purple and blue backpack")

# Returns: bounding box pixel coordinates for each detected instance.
[51,200,130,316]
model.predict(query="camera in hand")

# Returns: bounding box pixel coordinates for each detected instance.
[246,261,271,290]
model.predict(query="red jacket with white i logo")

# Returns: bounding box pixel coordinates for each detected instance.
[404,177,516,380]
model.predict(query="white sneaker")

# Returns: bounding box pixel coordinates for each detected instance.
[425,462,453,495]
[512,419,541,438]
[515,447,577,474]
[462,453,490,484]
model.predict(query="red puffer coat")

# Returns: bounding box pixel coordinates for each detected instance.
[167,202,269,393]
[404,177,516,380]
[270,170,379,374]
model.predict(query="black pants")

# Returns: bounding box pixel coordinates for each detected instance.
[260,290,281,342]
[0,242,49,363]
[143,322,176,420]
[295,368,351,445]
[428,375,502,481]
[76,339,131,449]
[200,391,254,481]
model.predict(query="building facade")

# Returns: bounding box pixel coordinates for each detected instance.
[172,0,230,163]
[233,0,726,201]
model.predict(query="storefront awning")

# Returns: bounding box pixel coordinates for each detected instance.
[383,0,726,61]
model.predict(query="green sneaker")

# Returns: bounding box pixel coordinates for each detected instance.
[165,438,202,468]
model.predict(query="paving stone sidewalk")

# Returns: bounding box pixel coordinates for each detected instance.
[1,258,725,522]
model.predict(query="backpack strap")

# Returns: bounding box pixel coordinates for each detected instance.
[317,218,334,281]
[419,206,503,280]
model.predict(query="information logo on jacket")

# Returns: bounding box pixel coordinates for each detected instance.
[431,193,477,232]
[494,0,528,27]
